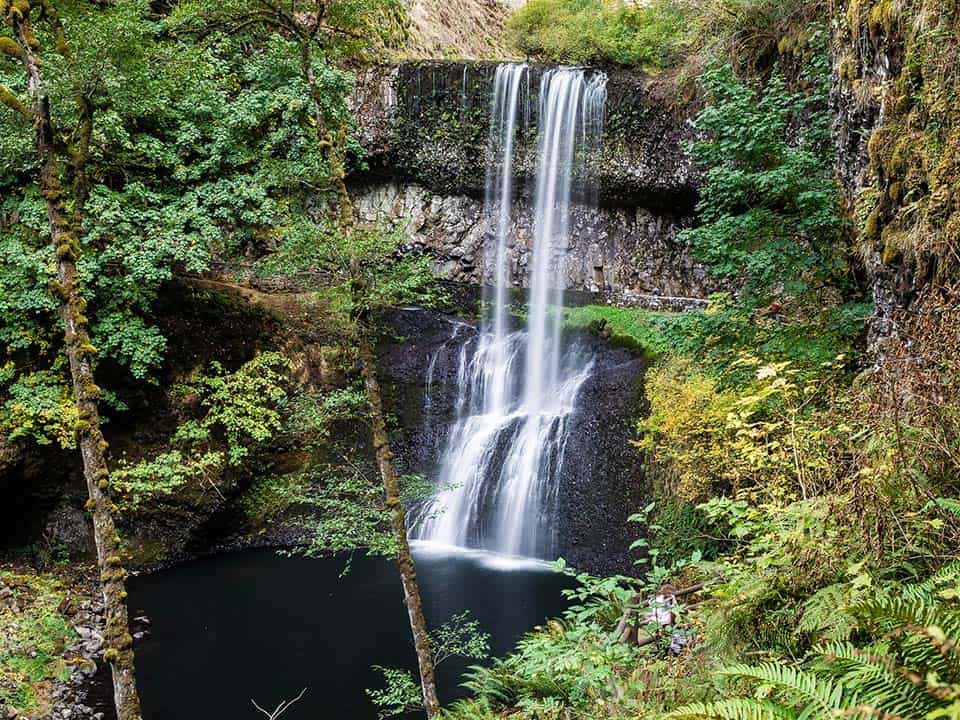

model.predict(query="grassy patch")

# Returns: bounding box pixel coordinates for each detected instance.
[561,305,687,357]
[0,569,76,716]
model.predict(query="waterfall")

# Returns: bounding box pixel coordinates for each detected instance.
[413,65,608,560]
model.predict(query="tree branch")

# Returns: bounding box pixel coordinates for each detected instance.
[0,82,29,118]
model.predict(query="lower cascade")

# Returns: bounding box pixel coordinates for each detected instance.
[412,64,608,559]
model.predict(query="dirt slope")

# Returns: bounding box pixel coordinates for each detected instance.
[403,0,526,60]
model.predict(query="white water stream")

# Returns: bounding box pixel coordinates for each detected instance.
[412,65,607,559]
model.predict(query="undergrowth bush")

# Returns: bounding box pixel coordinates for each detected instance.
[111,352,291,508]
[669,557,960,719]
[506,0,831,73]
[505,0,693,70]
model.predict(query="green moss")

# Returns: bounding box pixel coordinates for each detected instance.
[882,236,901,265]
[561,305,680,358]
[868,0,902,37]
[0,37,22,59]
[849,0,960,267]
[55,243,77,261]
[838,52,857,82]
[0,84,27,118]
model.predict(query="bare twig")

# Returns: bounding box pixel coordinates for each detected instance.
[251,687,308,719]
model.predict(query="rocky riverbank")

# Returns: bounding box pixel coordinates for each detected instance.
[0,568,116,720]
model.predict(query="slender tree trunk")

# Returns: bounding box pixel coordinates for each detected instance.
[6,6,142,719]
[299,36,441,715]
[358,335,441,719]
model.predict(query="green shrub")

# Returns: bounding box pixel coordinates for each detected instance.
[681,39,846,308]
[111,352,291,508]
[505,0,693,70]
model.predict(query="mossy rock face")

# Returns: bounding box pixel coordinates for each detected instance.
[833,0,960,353]
[356,60,701,211]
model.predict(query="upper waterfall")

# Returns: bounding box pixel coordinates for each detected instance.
[412,65,608,560]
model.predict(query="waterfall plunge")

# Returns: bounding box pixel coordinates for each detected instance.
[413,66,608,560]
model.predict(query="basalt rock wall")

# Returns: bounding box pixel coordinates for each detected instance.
[354,61,701,207]
[349,61,716,301]
[353,181,714,300]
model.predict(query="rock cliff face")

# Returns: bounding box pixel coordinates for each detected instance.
[354,61,700,205]
[830,4,959,359]
[830,8,909,357]
[349,61,716,302]
[377,308,645,575]
[354,181,714,300]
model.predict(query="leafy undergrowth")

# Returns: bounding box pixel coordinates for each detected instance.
[506,0,693,71]
[445,5,960,718]
[0,569,77,716]
[505,0,828,73]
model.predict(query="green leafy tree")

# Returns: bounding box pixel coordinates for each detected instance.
[0,2,145,716]
[681,39,845,308]
[166,3,446,716]
[367,612,490,719]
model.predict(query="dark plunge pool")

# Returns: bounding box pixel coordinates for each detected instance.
[129,543,572,719]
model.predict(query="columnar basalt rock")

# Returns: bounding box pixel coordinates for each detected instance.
[353,181,716,301]
[349,61,716,303]
[831,8,905,358]
[353,61,701,206]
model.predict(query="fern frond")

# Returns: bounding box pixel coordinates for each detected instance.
[718,663,848,716]
[816,640,938,718]
[460,662,519,708]
[441,698,498,720]
[664,698,798,720]
[928,497,960,520]
[853,597,960,683]
[915,560,960,597]
[797,584,858,641]
[854,597,960,651]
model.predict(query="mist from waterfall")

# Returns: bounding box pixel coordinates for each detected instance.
[413,65,608,560]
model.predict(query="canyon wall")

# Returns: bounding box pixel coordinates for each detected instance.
[349,61,717,304]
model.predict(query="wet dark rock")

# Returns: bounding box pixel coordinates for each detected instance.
[377,308,647,576]
[556,346,646,575]
[43,506,96,558]
[353,61,701,209]
[378,308,475,473]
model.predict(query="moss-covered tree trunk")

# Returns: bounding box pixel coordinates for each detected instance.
[4,4,142,719]
[358,334,441,719]
[296,28,441,715]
